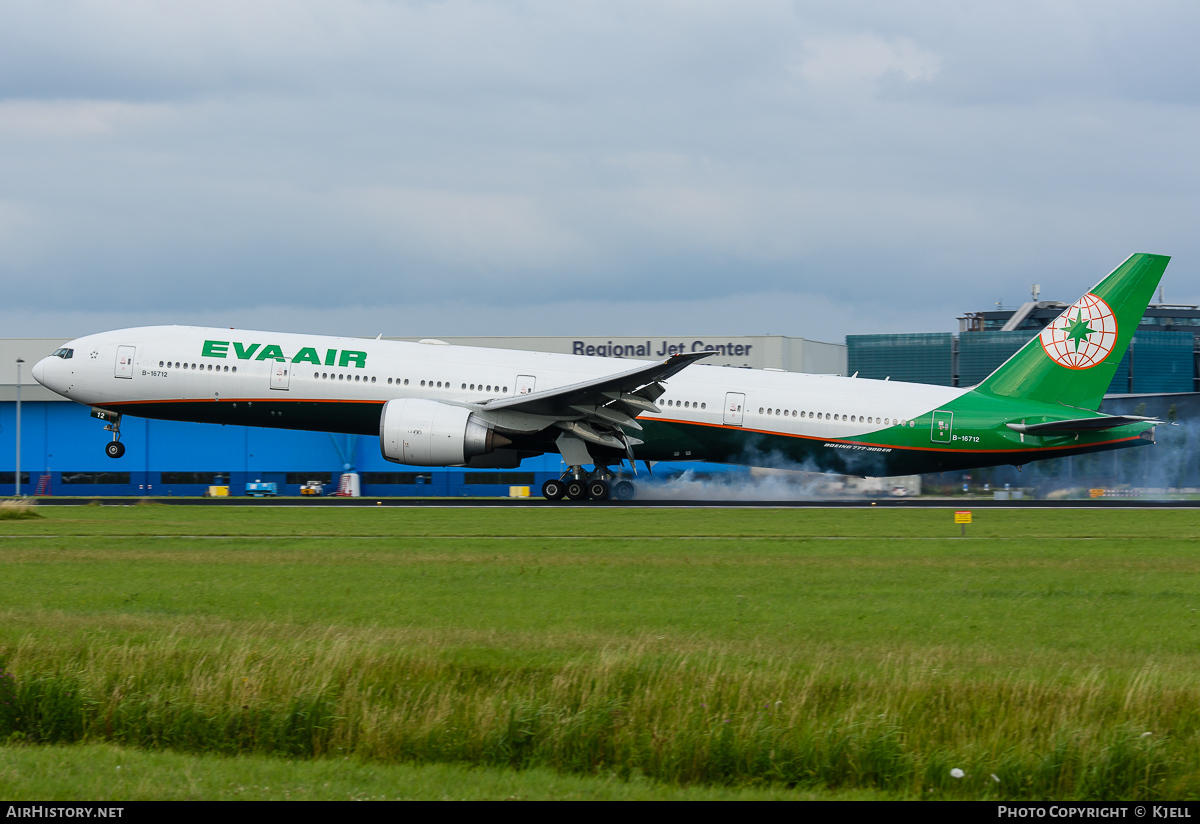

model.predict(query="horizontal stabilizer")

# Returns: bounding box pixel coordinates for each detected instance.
[1006,415,1159,435]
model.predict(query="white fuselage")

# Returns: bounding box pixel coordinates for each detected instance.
[32,325,967,444]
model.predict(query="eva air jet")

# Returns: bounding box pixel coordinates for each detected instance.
[33,253,1169,501]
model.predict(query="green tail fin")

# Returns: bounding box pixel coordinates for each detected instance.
[975,253,1170,410]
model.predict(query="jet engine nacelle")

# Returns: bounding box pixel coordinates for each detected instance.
[379,398,506,466]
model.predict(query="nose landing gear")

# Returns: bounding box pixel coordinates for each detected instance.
[91,408,125,459]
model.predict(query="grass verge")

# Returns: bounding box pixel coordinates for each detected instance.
[0,743,893,800]
[0,507,1197,799]
[0,500,41,521]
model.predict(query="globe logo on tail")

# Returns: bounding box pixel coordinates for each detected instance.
[1039,293,1118,369]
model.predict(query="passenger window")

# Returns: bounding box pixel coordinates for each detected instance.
[404,379,409,385]
[701,403,706,409]
[231,367,236,373]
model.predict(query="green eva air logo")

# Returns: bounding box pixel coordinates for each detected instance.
[202,340,367,368]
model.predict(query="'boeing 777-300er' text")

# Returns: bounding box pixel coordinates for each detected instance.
[32,253,1169,500]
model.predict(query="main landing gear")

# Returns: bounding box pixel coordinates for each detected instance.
[542,466,637,502]
[91,408,125,459]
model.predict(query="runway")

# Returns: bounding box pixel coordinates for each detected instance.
[28,496,1200,508]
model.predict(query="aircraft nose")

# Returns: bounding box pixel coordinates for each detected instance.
[31,357,48,386]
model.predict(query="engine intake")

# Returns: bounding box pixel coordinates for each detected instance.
[379,398,508,466]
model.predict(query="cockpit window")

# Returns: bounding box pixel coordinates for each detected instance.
[51,348,74,360]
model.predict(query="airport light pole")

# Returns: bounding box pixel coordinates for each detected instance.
[15,358,23,497]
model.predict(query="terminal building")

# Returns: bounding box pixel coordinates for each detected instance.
[0,334,845,497]
[848,301,1200,392]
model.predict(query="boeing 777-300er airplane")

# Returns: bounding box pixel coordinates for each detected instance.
[32,253,1169,501]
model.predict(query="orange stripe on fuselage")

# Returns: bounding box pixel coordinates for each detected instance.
[103,398,386,406]
[97,402,1143,456]
[650,416,1143,454]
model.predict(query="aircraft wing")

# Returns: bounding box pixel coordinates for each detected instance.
[471,351,712,455]
[1006,415,1160,435]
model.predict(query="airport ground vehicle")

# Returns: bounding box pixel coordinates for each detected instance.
[245,481,278,498]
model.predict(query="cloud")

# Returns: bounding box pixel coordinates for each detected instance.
[0,99,169,138]
[1,1,1199,340]
[342,186,586,270]
[794,34,941,91]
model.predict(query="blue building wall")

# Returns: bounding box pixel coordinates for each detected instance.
[0,401,581,497]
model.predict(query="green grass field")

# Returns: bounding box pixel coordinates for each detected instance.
[1,504,1199,799]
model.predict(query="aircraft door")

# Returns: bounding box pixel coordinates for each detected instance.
[723,392,745,426]
[270,362,291,390]
[114,346,136,379]
[516,375,536,395]
[931,410,953,443]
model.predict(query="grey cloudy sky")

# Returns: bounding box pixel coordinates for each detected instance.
[1,1,1198,342]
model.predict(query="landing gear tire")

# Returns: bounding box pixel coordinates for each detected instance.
[565,479,588,501]
[612,479,636,501]
[541,479,566,501]
[105,441,125,459]
[587,479,611,501]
